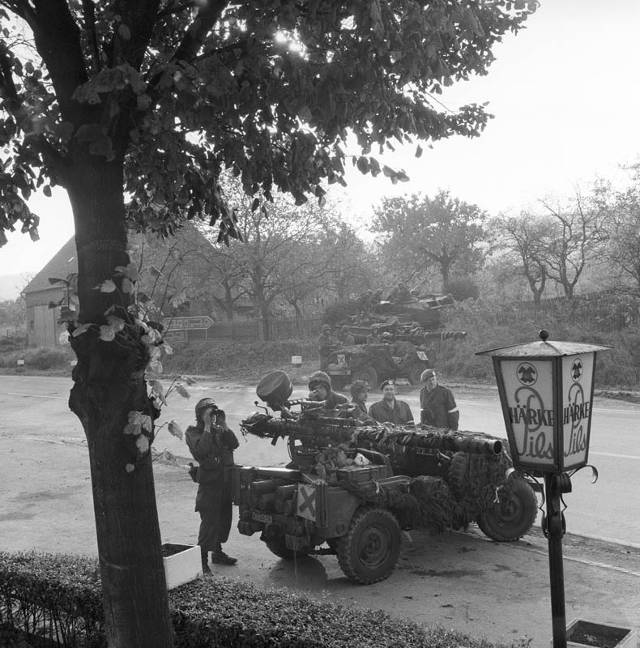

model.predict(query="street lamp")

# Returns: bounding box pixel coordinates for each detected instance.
[478,330,610,648]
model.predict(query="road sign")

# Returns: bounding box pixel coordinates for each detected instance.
[162,316,214,331]
[163,329,187,343]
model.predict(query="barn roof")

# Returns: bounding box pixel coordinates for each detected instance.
[23,236,77,295]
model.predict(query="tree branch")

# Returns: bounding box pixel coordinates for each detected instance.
[0,39,19,111]
[112,0,162,70]
[148,0,227,90]
[30,0,88,123]
[157,0,195,20]
[81,0,100,72]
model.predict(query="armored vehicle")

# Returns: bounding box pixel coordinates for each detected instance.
[323,293,466,389]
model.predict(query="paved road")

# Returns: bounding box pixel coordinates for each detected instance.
[1,374,639,647]
[2,374,637,546]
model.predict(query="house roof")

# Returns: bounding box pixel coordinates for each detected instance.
[23,236,77,295]
[23,222,216,296]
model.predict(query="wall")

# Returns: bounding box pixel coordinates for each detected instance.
[25,287,66,347]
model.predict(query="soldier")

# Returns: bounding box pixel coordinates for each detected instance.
[338,325,356,346]
[349,380,369,416]
[185,398,239,573]
[419,369,459,430]
[368,379,414,425]
[318,324,336,370]
[307,370,348,410]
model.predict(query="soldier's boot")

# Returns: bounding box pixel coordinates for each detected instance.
[211,542,237,566]
[200,545,212,574]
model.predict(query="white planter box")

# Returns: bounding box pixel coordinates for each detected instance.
[162,543,202,590]
[564,619,638,648]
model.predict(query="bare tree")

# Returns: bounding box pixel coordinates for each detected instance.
[538,192,608,299]
[605,186,640,294]
[230,194,336,339]
[497,215,549,304]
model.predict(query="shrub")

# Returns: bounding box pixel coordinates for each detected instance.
[0,334,26,353]
[165,339,318,375]
[0,551,525,648]
[436,299,640,388]
[445,277,480,301]
[0,346,73,370]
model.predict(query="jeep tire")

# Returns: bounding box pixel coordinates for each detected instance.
[477,477,537,542]
[336,507,401,584]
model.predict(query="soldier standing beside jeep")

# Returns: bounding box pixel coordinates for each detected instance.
[368,379,414,425]
[186,397,239,572]
[419,369,459,430]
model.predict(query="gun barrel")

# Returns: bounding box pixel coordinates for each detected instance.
[404,432,502,456]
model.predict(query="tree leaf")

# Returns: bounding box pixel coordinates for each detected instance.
[136,435,149,454]
[99,325,116,341]
[174,383,190,398]
[95,279,117,293]
[149,379,166,405]
[167,420,184,440]
[123,422,142,436]
[121,277,134,294]
[72,323,93,337]
[106,315,126,332]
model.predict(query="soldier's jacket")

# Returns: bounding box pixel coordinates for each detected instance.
[368,398,414,425]
[185,424,239,486]
[318,332,337,354]
[419,385,459,430]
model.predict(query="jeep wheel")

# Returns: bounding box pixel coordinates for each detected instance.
[477,477,537,542]
[336,507,401,584]
[264,537,310,560]
[351,366,378,391]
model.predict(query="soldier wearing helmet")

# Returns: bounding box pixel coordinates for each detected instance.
[185,397,240,572]
[318,324,337,370]
[307,370,347,410]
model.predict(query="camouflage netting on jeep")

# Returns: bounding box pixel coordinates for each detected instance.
[344,426,513,533]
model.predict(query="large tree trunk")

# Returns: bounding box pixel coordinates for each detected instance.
[66,158,173,648]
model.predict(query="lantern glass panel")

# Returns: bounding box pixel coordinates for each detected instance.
[499,358,555,468]
[561,353,594,469]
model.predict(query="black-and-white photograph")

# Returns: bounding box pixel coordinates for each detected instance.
[0,2,638,647]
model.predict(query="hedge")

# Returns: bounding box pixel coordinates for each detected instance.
[164,339,318,376]
[0,346,74,370]
[0,551,528,648]
[438,299,640,388]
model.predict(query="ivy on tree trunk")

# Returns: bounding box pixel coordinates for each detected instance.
[67,156,172,646]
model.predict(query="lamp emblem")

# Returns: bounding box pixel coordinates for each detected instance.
[571,358,583,381]
[517,362,538,386]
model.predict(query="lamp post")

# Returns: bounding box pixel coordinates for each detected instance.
[478,330,610,648]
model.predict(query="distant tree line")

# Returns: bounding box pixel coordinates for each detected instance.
[371,170,640,306]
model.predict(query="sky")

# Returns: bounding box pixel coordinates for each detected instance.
[1,0,640,279]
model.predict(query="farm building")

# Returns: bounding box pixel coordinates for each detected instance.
[23,236,77,347]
